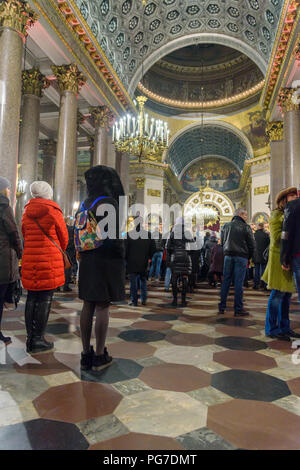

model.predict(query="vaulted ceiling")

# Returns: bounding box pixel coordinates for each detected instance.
[74,0,284,95]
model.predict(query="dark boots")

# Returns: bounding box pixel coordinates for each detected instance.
[25,297,54,354]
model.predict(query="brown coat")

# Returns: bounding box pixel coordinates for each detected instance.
[0,194,22,285]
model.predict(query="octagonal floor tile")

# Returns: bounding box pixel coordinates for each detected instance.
[118,329,166,343]
[171,323,213,334]
[213,350,277,372]
[33,382,122,423]
[131,321,171,331]
[114,390,207,438]
[107,341,156,360]
[14,352,72,376]
[207,399,300,449]
[287,377,300,397]
[79,358,143,384]
[215,318,256,327]
[154,345,213,367]
[215,326,258,338]
[211,369,291,402]
[177,427,236,450]
[0,418,89,450]
[143,313,178,322]
[89,432,185,450]
[0,368,49,404]
[165,332,214,347]
[215,336,267,351]
[139,363,211,392]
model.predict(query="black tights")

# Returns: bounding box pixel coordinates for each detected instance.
[0,284,9,329]
[80,301,110,356]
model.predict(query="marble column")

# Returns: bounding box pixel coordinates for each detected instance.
[90,106,113,166]
[0,1,37,207]
[87,136,95,167]
[120,152,129,195]
[266,121,284,209]
[19,68,49,205]
[115,150,122,176]
[40,139,56,188]
[278,87,300,187]
[107,131,116,169]
[52,64,86,216]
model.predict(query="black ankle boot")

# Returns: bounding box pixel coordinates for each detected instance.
[0,332,11,344]
[28,299,54,354]
[81,346,95,370]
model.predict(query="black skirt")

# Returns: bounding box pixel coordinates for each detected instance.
[78,250,125,303]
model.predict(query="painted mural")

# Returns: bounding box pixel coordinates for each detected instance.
[181,157,240,193]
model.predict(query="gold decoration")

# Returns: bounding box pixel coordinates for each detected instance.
[147,189,161,197]
[136,177,145,189]
[87,136,95,152]
[39,139,56,156]
[51,63,87,94]
[295,42,300,61]
[0,0,38,36]
[265,121,283,141]
[254,185,269,195]
[22,67,50,97]
[278,87,300,112]
[89,106,114,129]
[77,111,85,130]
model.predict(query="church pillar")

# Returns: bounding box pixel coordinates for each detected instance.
[278,87,300,187]
[52,63,86,215]
[266,121,284,209]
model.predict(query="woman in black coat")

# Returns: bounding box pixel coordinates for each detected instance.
[166,218,192,307]
[78,166,125,371]
[0,177,22,344]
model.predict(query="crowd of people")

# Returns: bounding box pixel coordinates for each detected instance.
[1,166,300,374]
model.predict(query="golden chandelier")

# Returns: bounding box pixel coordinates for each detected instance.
[112,96,170,162]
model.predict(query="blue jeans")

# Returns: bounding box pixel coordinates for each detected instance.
[292,257,300,304]
[219,256,248,312]
[149,252,163,280]
[265,290,291,335]
[130,273,147,304]
[164,267,172,290]
[254,263,266,288]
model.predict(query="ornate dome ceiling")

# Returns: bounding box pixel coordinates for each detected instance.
[168,124,252,177]
[74,0,284,95]
[138,43,264,114]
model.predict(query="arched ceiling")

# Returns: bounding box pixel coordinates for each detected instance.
[168,125,252,177]
[74,0,284,94]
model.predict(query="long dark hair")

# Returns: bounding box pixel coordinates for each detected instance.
[84,165,125,201]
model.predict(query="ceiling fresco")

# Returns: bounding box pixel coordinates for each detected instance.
[74,0,284,94]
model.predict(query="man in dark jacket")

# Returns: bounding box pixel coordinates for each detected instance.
[126,218,156,306]
[0,177,23,344]
[63,217,76,292]
[253,223,270,290]
[219,208,255,316]
[281,196,300,302]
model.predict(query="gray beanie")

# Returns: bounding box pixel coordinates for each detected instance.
[0,176,11,192]
[30,181,53,200]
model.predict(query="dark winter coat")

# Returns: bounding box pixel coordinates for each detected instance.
[221,216,255,260]
[66,225,76,265]
[0,194,22,285]
[204,236,218,267]
[281,198,300,267]
[210,244,224,274]
[253,229,270,264]
[166,224,192,276]
[125,228,156,273]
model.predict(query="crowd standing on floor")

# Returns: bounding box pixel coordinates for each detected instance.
[1,168,300,374]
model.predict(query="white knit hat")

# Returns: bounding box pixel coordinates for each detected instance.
[0,176,11,192]
[30,181,53,200]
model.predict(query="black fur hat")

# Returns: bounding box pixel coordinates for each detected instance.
[84,165,125,201]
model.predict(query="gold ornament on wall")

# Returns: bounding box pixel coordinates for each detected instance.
[0,0,38,36]
[278,87,300,113]
[51,63,87,94]
[254,185,269,195]
[136,177,145,189]
[147,189,161,197]
[265,121,283,142]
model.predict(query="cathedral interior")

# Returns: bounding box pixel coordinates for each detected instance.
[1,0,300,452]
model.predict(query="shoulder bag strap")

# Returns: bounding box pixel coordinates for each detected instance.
[33,218,64,256]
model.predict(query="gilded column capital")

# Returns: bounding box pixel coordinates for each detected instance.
[136,177,145,189]
[278,87,300,112]
[39,139,56,156]
[51,63,87,94]
[0,0,38,36]
[265,121,283,142]
[89,106,114,130]
[22,67,50,97]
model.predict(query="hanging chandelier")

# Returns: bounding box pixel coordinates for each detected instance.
[112,96,170,162]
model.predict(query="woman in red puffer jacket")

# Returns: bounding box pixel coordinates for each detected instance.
[21,181,68,354]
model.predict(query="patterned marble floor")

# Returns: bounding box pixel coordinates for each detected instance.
[1,282,300,450]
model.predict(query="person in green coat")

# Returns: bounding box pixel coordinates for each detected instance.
[262,186,299,340]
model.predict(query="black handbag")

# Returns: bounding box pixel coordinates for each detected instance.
[5,280,22,308]
[263,246,269,263]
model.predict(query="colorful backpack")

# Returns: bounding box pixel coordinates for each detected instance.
[74,197,108,252]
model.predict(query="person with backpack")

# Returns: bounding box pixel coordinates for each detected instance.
[0,177,22,344]
[21,181,68,354]
[75,165,125,371]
